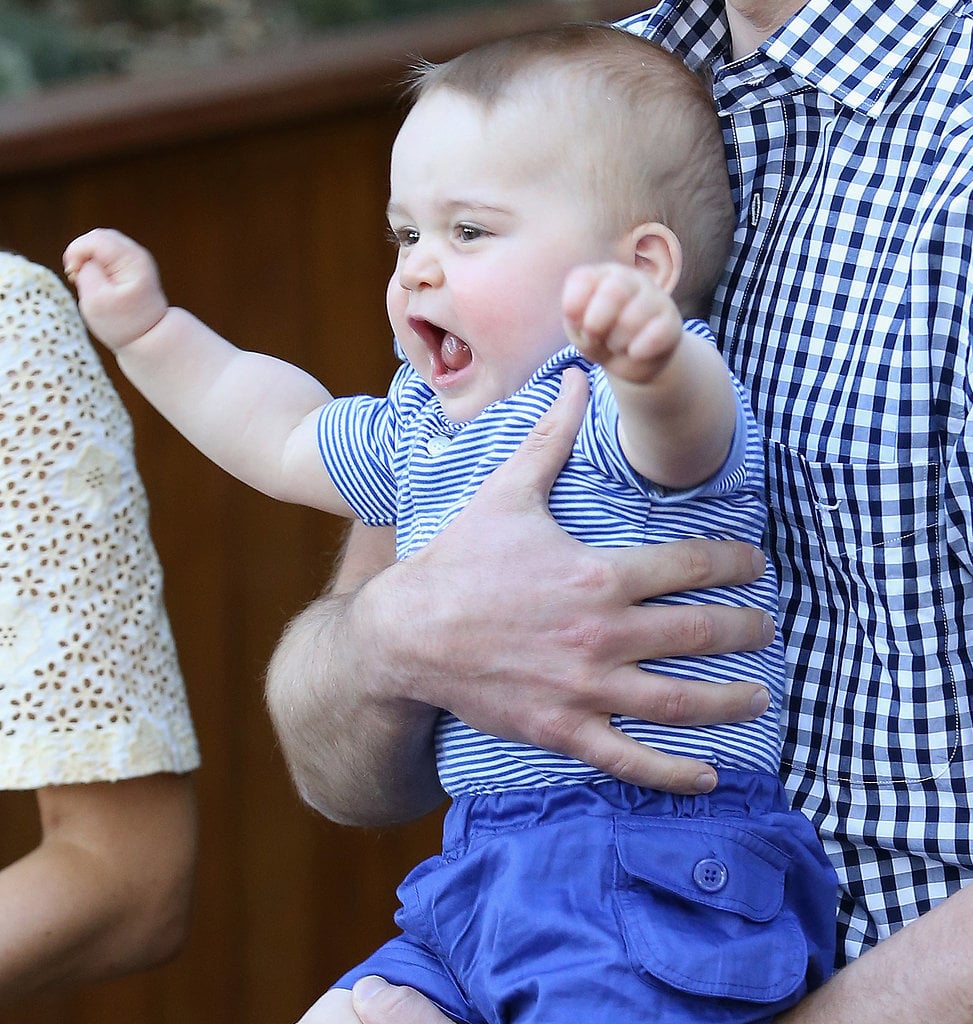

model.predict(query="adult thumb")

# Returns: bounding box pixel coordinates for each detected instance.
[480,365,590,509]
[351,976,454,1024]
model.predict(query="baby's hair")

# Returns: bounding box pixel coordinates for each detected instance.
[404,23,734,317]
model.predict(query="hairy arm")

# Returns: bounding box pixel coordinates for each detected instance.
[267,521,446,826]
[266,369,772,826]
[0,773,197,1007]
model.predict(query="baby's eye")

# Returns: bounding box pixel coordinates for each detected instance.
[387,225,420,248]
[457,223,487,242]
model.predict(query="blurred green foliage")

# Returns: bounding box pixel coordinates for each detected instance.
[0,0,506,97]
[0,0,124,94]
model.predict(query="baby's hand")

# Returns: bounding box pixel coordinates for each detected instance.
[63,228,169,352]
[563,263,684,385]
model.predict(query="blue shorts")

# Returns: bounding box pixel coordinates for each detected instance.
[333,772,837,1024]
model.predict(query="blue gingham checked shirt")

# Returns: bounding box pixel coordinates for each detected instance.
[621,0,973,967]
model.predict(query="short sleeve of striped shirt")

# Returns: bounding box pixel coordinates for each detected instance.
[316,361,421,527]
[580,320,759,503]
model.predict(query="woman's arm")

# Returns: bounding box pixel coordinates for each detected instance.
[0,772,197,1007]
[265,370,773,825]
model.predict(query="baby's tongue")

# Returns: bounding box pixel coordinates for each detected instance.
[441,333,472,371]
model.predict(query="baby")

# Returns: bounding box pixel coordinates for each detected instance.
[65,22,836,1024]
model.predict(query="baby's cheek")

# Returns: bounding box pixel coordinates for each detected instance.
[386,274,407,328]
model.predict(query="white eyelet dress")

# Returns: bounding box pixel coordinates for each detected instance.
[0,252,199,787]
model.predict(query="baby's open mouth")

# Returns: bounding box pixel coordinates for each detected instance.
[410,317,473,375]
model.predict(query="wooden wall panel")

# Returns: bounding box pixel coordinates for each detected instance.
[0,2,643,1020]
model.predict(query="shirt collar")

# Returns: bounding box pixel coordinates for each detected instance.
[637,0,958,116]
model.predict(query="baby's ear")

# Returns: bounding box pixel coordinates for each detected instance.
[630,222,682,295]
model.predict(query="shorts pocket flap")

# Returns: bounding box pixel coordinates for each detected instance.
[613,816,808,1003]
[614,817,787,921]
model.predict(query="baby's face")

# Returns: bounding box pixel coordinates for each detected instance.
[386,88,629,423]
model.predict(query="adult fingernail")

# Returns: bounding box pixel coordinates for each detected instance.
[750,687,770,717]
[694,771,717,793]
[353,976,388,1001]
[762,613,776,644]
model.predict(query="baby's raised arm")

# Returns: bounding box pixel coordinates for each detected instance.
[64,229,352,516]
[563,263,737,491]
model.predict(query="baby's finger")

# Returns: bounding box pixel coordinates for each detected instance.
[577,272,638,342]
[562,264,605,326]
[62,237,96,281]
[624,306,684,362]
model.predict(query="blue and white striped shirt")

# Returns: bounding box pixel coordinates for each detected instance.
[319,327,784,795]
[620,0,973,967]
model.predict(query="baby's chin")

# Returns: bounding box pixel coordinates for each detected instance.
[436,398,489,425]
[434,386,500,425]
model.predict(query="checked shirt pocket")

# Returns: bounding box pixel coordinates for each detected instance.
[611,816,814,1007]
[767,442,956,784]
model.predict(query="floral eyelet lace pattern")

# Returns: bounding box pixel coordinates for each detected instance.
[0,253,199,787]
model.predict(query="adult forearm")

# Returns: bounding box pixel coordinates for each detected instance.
[266,558,445,826]
[778,886,973,1024]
